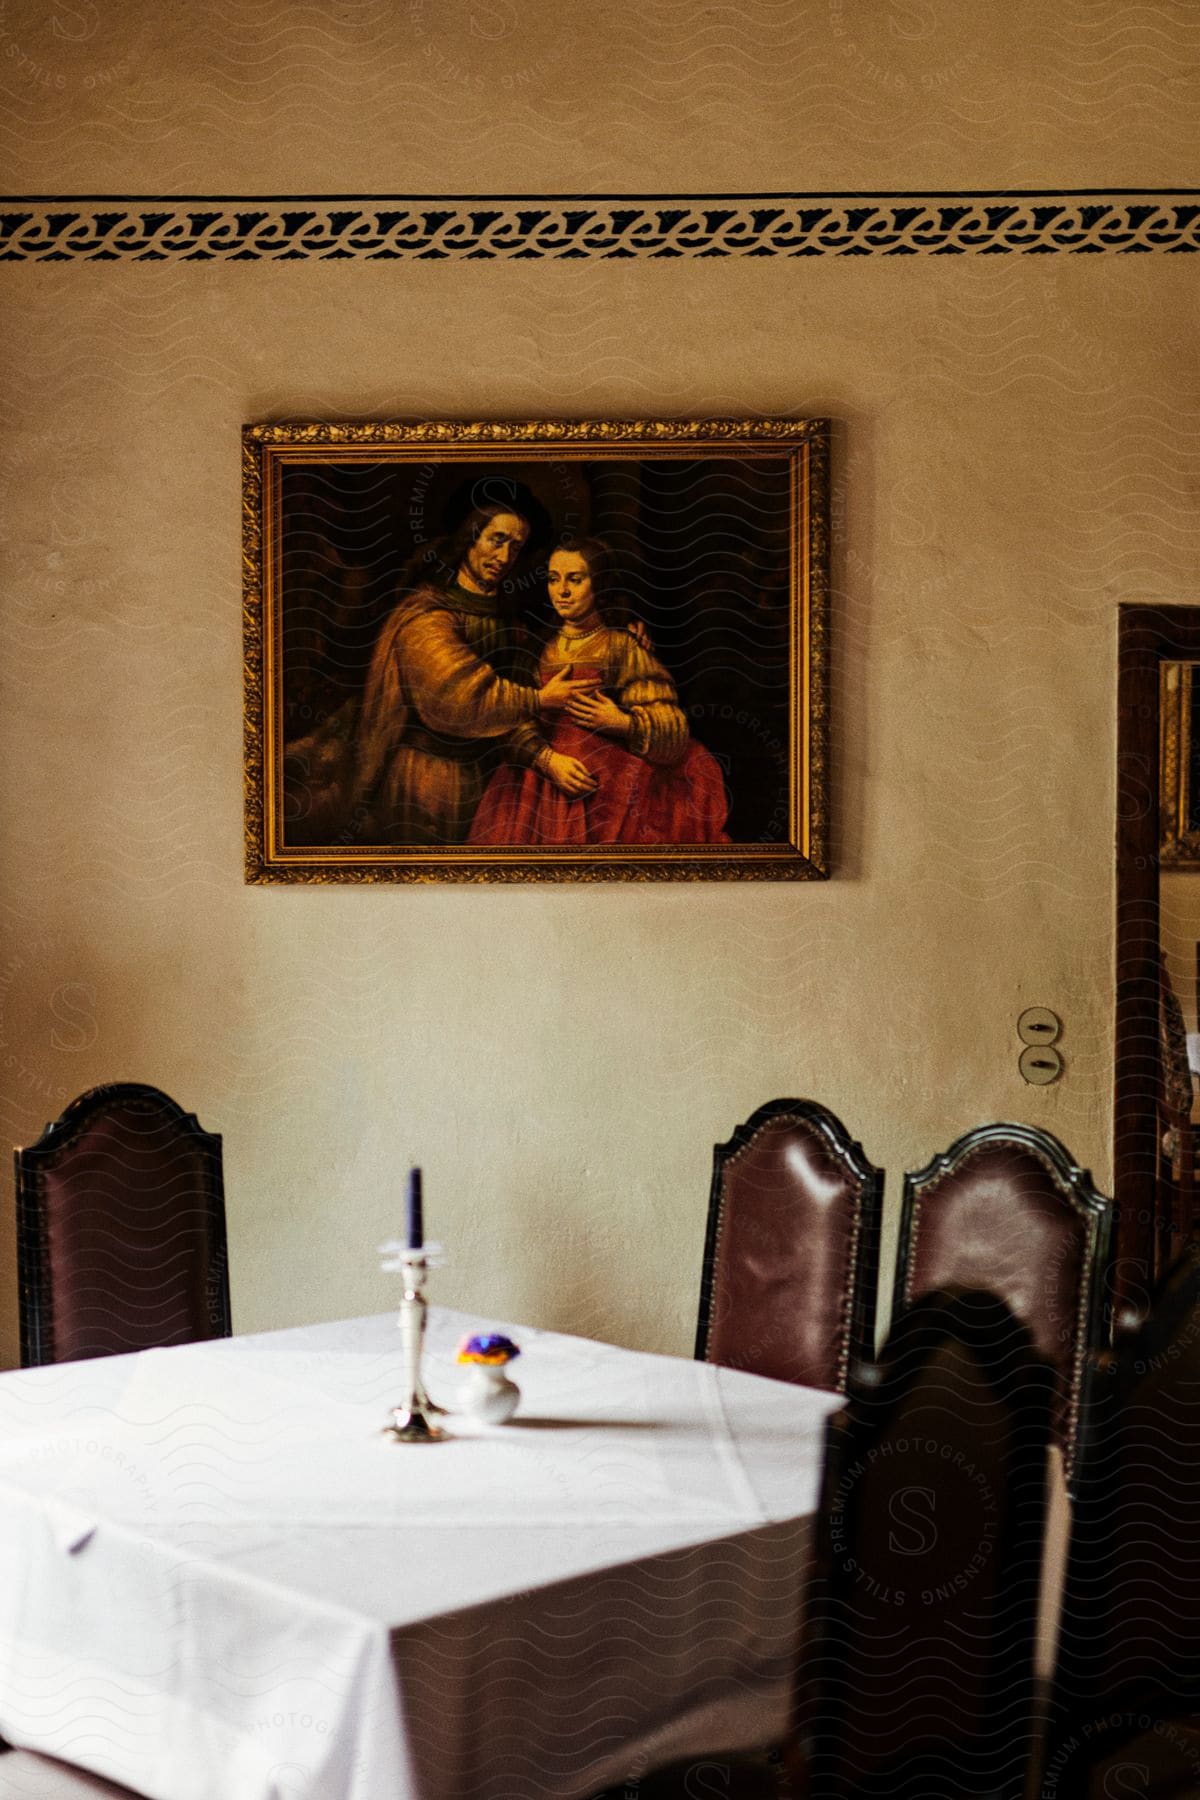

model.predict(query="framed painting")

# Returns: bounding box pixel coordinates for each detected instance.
[1161,659,1200,866]
[242,418,828,882]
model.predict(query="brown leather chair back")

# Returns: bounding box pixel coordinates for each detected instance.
[893,1123,1112,1481]
[798,1289,1052,1800]
[696,1099,883,1393]
[15,1083,231,1366]
[1045,1247,1200,1797]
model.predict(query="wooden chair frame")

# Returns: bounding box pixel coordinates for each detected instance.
[799,1288,1053,1800]
[15,1081,231,1368]
[1047,1245,1200,1785]
[695,1097,884,1390]
[892,1120,1113,1483]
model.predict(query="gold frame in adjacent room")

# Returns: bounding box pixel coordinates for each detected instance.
[1159,659,1200,867]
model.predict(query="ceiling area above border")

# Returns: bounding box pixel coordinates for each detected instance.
[1,191,1198,262]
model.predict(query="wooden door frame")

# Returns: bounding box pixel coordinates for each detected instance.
[1115,605,1200,1305]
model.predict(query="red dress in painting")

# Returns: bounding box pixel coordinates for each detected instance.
[468,626,730,846]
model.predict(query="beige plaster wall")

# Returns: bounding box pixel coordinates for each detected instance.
[1,0,1198,192]
[1,3,1198,1368]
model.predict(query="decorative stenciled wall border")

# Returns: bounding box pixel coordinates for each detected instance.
[1,191,1198,261]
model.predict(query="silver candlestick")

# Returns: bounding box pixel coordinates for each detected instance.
[380,1243,445,1443]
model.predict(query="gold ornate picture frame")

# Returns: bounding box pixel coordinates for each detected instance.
[1160,660,1200,867]
[243,418,828,883]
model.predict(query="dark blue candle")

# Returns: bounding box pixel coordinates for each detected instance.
[406,1167,424,1251]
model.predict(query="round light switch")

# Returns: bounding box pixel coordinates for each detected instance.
[1019,1043,1063,1085]
[1017,1007,1061,1046]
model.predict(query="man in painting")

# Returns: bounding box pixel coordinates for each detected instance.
[350,500,597,846]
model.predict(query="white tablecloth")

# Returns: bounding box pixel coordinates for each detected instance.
[0,1309,838,1800]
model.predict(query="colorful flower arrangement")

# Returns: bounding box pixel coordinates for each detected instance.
[457,1333,521,1366]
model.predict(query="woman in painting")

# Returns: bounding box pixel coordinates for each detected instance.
[468,535,730,845]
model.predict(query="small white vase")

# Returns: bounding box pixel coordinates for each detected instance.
[459,1364,521,1425]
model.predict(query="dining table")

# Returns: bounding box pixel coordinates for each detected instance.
[0,1306,840,1800]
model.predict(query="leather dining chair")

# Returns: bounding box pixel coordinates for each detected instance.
[15,1082,231,1367]
[616,1289,1054,1800]
[1043,1245,1200,1800]
[795,1288,1053,1800]
[695,1099,884,1394]
[891,1122,1113,1485]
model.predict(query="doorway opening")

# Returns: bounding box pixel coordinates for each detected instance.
[1115,604,1200,1310]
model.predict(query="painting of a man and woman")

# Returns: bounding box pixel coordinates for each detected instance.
[244,419,827,882]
